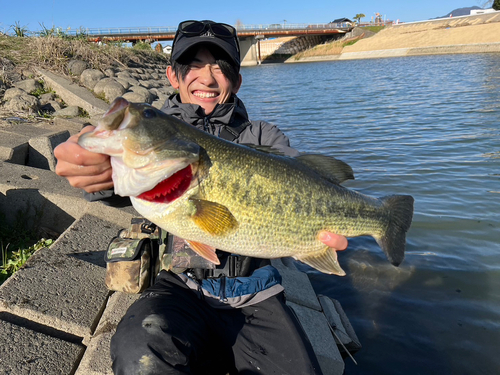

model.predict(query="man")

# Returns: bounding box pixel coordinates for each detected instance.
[55,20,347,375]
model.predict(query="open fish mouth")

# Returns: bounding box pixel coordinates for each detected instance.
[137,165,193,204]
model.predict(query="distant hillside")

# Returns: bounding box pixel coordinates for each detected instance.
[436,6,482,18]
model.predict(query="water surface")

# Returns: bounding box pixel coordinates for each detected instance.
[239,54,500,375]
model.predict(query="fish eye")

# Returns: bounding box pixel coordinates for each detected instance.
[143,109,157,118]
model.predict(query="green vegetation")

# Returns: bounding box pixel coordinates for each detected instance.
[494,0,500,10]
[353,14,366,24]
[0,207,54,284]
[1,239,53,283]
[133,41,153,50]
[10,21,29,37]
[361,26,385,33]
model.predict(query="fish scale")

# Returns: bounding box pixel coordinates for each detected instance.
[79,98,414,275]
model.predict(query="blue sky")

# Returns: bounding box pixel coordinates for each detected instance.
[0,1,487,34]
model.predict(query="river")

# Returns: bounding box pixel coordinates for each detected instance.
[238,54,500,375]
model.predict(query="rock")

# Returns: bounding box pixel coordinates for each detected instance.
[3,94,40,112]
[104,68,116,77]
[0,57,22,83]
[138,80,152,89]
[68,60,89,76]
[40,100,62,112]
[126,85,155,103]
[3,87,27,100]
[93,78,126,103]
[115,78,131,90]
[13,79,43,94]
[151,99,165,109]
[54,106,80,118]
[80,69,105,90]
[39,92,56,105]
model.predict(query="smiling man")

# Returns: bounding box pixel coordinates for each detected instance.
[55,19,347,375]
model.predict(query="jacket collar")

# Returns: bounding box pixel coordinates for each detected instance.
[160,94,250,131]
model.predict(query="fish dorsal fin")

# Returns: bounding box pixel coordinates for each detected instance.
[295,154,354,184]
[190,199,239,236]
[294,247,346,276]
[184,240,220,265]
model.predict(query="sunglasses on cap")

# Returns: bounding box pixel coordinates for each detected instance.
[173,20,240,53]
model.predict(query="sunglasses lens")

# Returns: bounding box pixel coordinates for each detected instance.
[180,21,205,34]
[210,23,235,37]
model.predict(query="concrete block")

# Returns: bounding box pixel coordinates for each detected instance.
[75,292,140,375]
[0,214,122,342]
[28,130,71,171]
[0,131,29,164]
[287,301,344,375]
[37,68,109,116]
[0,161,85,234]
[53,117,90,135]
[274,262,321,311]
[0,316,84,375]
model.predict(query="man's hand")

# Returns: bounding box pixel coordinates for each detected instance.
[318,231,348,251]
[54,125,114,193]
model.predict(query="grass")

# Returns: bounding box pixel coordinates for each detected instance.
[0,206,55,284]
[0,32,169,85]
[1,239,53,284]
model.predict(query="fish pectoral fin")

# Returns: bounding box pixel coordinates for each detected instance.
[295,247,346,276]
[185,240,220,265]
[190,199,239,236]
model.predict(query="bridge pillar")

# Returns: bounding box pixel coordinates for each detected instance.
[239,37,260,67]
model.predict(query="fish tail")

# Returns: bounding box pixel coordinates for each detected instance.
[375,195,414,266]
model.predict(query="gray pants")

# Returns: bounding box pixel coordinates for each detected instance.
[111,271,322,375]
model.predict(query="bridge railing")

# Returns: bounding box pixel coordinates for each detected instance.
[59,23,353,37]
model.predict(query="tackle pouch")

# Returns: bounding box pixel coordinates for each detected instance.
[104,218,163,294]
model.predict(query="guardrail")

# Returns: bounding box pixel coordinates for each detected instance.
[58,23,353,37]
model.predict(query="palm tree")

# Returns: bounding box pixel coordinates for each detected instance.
[353,14,366,24]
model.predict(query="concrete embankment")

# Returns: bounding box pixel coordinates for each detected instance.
[291,11,500,62]
[0,67,360,374]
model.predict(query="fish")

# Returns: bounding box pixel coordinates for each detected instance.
[78,97,414,276]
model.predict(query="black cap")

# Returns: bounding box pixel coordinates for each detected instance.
[171,20,241,67]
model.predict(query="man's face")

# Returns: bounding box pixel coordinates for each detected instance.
[166,47,242,115]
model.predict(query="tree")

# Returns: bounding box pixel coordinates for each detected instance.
[353,13,366,24]
[479,0,500,9]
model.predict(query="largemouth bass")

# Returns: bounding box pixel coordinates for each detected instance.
[79,98,414,276]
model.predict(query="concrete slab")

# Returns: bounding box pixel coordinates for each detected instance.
[287,301,345,375]
[339,48,410,60]
[0,316,84,375]
[272,259,321,311]
[28,130,70,171]
[37,68,109,117]
[75,292,140,375]
[0,214,122,342]
[53,117,91,135]
[0,131,29,164]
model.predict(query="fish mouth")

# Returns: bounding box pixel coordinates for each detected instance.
[137,165,193,203]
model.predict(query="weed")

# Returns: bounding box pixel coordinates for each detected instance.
[0,238,53,283]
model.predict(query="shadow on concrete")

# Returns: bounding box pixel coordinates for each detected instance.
[0,189,76,239]
[68,251,107,268]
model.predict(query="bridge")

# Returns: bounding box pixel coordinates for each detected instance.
[65,23,355,66]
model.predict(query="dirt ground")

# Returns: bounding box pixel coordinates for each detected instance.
[344,12,500,53]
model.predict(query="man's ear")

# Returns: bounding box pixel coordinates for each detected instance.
[166,66,180,89]
[232,74,243,94]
